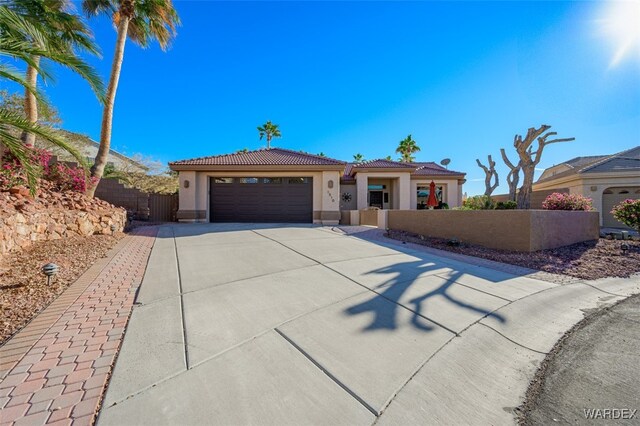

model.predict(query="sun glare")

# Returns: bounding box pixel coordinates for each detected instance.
[597,0,640,67]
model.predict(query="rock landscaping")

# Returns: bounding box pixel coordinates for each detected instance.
[0,180,126,256]
[0,178,129,344]
[0,232,124,344]
[386,229,640,280]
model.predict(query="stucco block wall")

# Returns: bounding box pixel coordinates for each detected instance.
[360,210,378,226]
[387,210,599,252]
[340,183,357,210]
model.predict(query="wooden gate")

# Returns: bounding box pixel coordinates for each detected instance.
[149,193,178,222]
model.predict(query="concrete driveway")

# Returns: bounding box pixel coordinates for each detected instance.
[97,224,640,426]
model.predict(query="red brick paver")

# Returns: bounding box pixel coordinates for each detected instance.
[0,227,157,425]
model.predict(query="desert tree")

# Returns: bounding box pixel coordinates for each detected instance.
[513,125,574,209]
[475,155,499,196]
[257,120,281,148]
[500,148,521,202]
[83,0,180,197]
[353,153,365,164]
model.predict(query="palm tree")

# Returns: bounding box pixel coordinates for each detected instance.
[9,0,100,146]
[83,0,180,196]
[396,134,420,162]
[0,5,98,191]
[257,120,281,148]
[353,153,365,164]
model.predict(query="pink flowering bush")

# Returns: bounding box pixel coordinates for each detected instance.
[46,163,98,193]
[611,199,640,232]
[0,147,94,193]
[0,147,52,188]
[542,192,593,211]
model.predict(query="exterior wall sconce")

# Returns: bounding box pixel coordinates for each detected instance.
[328,180,334,189]
[590,186,598,192]
[183,180,190,189]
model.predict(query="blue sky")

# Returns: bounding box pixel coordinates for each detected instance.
[22,1,640,195]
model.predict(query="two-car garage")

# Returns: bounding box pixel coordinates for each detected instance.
[209,177,313,223]
[170,148,345,225]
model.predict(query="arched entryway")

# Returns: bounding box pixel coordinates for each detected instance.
[602,187,640,228]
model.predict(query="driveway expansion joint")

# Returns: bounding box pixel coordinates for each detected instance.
[273,328,379,417]
[171,227,190,371]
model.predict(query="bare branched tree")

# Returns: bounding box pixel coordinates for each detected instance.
[476,155,499,196]
[500,148,521,202]
[513,125,574,209]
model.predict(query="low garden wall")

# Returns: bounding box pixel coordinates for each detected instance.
[0,187,127,256]
[360,209,378,226]
[387,210,600,252]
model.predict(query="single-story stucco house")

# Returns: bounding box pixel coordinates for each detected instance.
[533,146,640,227]
[169,148,466,225]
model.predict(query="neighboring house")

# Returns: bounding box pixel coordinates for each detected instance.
[533,146,640,228]
[41,130,148,173]
[169,148,466,224]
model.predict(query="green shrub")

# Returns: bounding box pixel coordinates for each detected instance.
[462,195,495,210]
[495,200,517,210]
[611,199,640,232]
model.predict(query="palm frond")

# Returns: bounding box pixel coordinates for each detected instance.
[0,109,87,169]
[0,125,38,191]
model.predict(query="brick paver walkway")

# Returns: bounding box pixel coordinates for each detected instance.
[0,227,157,426]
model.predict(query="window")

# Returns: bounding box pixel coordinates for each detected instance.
[239,177,259,184]
[287,177,310,184]
[213,178,233,184]
[368,184,386,190]
[263,178,282,184]
[417,185,444,209]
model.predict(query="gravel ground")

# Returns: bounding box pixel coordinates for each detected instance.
[0,233,124,344]
[386,230,640,280]
[518,294,640,425]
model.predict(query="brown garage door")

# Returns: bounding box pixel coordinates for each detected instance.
[210,177,313,223]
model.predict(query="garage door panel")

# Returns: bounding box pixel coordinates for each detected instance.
[602,187,640,228]
[210,178,312,223]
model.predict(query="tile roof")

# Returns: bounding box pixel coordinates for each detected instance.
[536,146,640,184]
[170,148,345,167]
[341,160,465,179]
[412,164,466,176]
[351,159,416,169]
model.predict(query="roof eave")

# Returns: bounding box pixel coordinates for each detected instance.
[351,167,417,174]
[169,163,346,172]
[410,173,466,179]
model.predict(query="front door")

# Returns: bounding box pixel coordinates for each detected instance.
[369,190,383,208]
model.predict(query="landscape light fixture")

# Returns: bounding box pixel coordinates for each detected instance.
[110,224,117,232]
[42,263,59,285]
[621,243,629,255]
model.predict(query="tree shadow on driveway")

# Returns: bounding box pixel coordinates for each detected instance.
[344,259,506,332]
